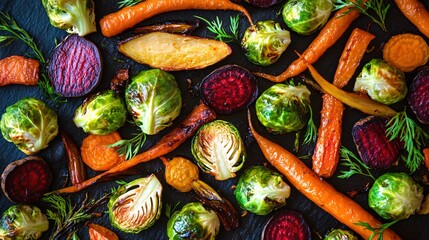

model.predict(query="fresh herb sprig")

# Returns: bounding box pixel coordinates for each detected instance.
[355,220,399,240]
[334,0,390,31]
[385,110,429,172]
[117,0,142,8]
[43,193,110,240]
[303,106,317,145]
[108,131,147,160]
[0,11,64,103]
[195,15,240,43]
[338,146,375,180]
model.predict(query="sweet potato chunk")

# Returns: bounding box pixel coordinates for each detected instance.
[0,56,39,86]
[118,32,232,71]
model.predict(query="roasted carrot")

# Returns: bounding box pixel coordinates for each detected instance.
[100,0,254,37]
[0,55,39,86]
[394,0,429,38]
[312,28,375,178]
[423,148,429,172]
[61,131,87,185]
[88,223,119,240]
[248,112,401,240]
[253,5,362,82]
[53,103,216,194]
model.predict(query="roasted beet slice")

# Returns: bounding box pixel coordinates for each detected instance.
[262,209,311,240]
[1,156,52,203]
[408,67,429,124]
[200,65,258,115]
[352,116,403,169]
[48,34,102,97]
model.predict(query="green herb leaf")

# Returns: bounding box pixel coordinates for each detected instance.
[385,110,429,172]
[338,146,375,180]
[108,131,147,160]
[118,0,142,8]
[334,0,390,31]
[165,202,181,219]
[355,220,399,240]
[303,105,317,145]
[194,15,240,42]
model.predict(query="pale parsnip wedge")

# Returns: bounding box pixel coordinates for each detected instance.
[118,32,232,71]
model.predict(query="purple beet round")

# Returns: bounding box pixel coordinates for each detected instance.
[408,67,429,124]
[48,34,102,97]
[262,209,311,240]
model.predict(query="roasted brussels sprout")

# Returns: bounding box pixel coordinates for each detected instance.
[0,204,49,239]
[42,0,96,36]
[1,98,58,155]
[125,69,182,135]
[108,174,163,233]
[255,83,311,134]
[324,229,358,240]
[167,202,220,240]
[242,20,291,66]
[368,172,423,220]
[74,90,127,135]
[234,166,290,215]
[282,0,333,35]
[354,59,407,105]
[191,120,246,181]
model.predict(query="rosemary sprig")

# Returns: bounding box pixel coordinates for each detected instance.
[0,11,64,103]
[303,106,317,145]
[43,193,110,240]
[108,131,146,160]
[194,15,240,42]
[334,0,390,31]
[338,146,375,180]
[355,220,399,240]
[385,110,429,172]
[117,0,142,8]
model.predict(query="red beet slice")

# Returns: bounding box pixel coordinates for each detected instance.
[1,156,52,203]
[200,65,258,115]
[48,34,102,97]
[262,209,311,240]
[408,67,429,124]
[352,116,403,169]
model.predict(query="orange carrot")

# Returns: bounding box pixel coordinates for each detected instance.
[53,103,216,194]
[100,0,254,37]
[423,148,429,172]
[253,5,362,82]
[248,112,401,240]
[0,56,39,86]
[88,223,119,240]
[394,0,429,38]
[313,28,375,178]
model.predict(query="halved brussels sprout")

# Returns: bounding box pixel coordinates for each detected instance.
[167,202,220,240]
[324,229,358,240]
[282,0,333,35]
[368,172,423,220]
[255,83,311,134]
[108,174,162,233]
[242,20,291,66]
[125,69,182,135]
[354,59,407,105]
[1,98,58,155]
[73,90,127,135]
[191,120,245,181]
[234,166,290,215]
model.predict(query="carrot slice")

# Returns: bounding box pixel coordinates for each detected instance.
[81,132,125,171]
[423,148,429,172]
[253,5,362,82]
[88,223,119,240]
[312,28,375,178]
[394,0,429,38]
[0,56,39,86]
[248,112,401,240]
[383,33,429,72]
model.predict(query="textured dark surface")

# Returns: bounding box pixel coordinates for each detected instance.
[1,1,429,240]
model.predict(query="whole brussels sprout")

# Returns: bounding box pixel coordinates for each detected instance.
[1,98,58,155]
[368,172,423,220]
[282,0,333,35]
[167,202,220,240]
[73,90,127,135]
[192,120,246,181]
[324,229,358,240]
[125,69,182,135]
[234,166,290,215]
[0,204,49,239]
[354,59,407,105]
[242,20,291,66]
[256,83,311,134]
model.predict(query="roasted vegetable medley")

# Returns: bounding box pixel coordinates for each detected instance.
[1,0,429,239]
